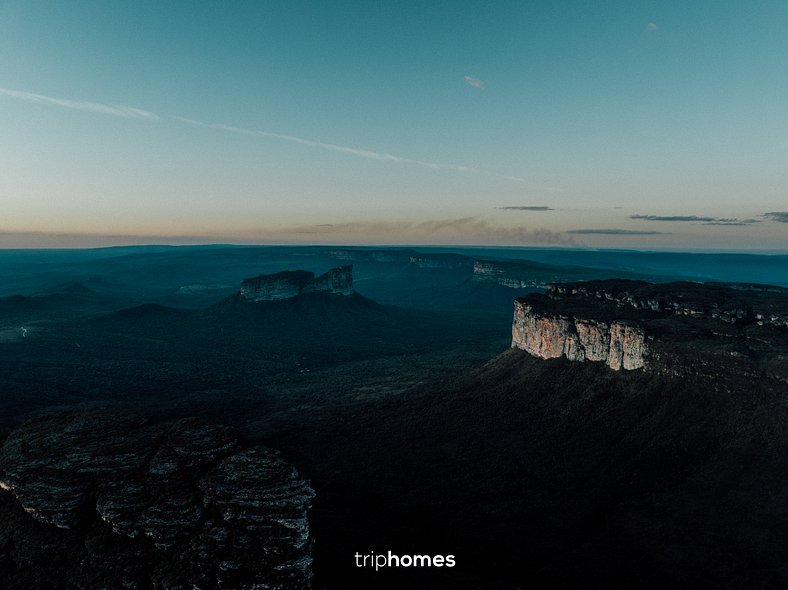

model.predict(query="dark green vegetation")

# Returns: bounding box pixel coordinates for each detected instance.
[0,291,507,427]
[272,350,788,589]
[0,245,787,588]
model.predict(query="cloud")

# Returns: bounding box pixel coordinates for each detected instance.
[172,115,525,182]
[269,217,577,246]
[703,219,762,226]
[0,229,216,248]
[0,87,159,120]
[566,229,668,235]
[631,214,760,225]
[497,206,555,211]
[764,212,788,223]
[0,220,577,248]
[0,86,526,183]
[631,214,718,222]
[645,22,658,31]
[463,75,485,89]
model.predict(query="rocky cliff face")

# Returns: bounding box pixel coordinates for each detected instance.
[409,254,472,269]
[473,261,549,289]
[548,280,788,327]
[512,279,788,379]
[302,265,354,295]
[323,248,407,262]
[512,300,646,370]
[0,410,314,589]
[240,265,354,301]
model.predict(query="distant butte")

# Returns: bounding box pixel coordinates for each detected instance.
[239,265,354,301]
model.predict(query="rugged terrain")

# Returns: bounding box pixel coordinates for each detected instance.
[512,279,788,379]
[0,410,314,589]
[240,265,354,301]
[0,246,787,588]
[269,348,788,589]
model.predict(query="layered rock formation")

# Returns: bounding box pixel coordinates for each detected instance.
[408,254,472,269]
[0,410,314,589]
[302,265,354,296]
[548,280,788,327]
[323,248,407,262]
[240,265,354,301]
[512,279,788,378]
[512,299,646,370]
[473,261,549,289]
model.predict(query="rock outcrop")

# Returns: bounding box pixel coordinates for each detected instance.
[512,299,646,370]
[548,280,788,327]
[511,279,788,378]
[473,261,549,289]
[0,410,314,589]
[323,248,409,262]
[409,254,472,269]
[240,265,354,301]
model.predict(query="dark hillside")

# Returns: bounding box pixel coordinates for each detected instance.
[262,350,788,589]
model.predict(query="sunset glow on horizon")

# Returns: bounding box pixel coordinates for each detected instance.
[1,2,786,250]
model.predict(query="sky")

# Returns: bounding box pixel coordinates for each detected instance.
[0,0,787,250]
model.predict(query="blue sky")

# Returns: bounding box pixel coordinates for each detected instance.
[1,1,786,249]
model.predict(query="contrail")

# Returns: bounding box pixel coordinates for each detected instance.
[0,86,525,183]
[0,87,158,120]
[170,116,525,182]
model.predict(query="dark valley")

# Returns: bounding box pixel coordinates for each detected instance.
[0,246,786,589]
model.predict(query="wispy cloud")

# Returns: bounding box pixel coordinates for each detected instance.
[645,22,658,31]
[631,214,760,225]
[271,217,577,246]
[0,229,214,248]
[0,86,526,183]
[463,75,485,89]
[631,214,719,222]
[171,116,526,182]
[764,212,788,223]
[703,219,761,226]
[567,228,668,235]
[0,87,159,120]
[498,206,555,211]
[0,219,579,248]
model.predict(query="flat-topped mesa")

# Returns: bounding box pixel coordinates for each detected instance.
[409,254,473,269]
[513,279,788,379]
[323,248,408,262]
[512,296,646,370]
[240,265,353,301]
[473,260,554,289]
[302,265,354,295]
[546,279,788,327]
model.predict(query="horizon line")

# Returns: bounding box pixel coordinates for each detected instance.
[1,242,787,255]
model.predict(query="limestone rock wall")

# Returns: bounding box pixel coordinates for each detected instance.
[547,281,788,327]
[302,265,354,295]
[512,300,646,370]
[240,265,353,301]
[472,261,548,289]
[409,255,472,269]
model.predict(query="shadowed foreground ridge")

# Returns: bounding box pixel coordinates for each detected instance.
[289,346,788,588]
[0,410,314,589]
